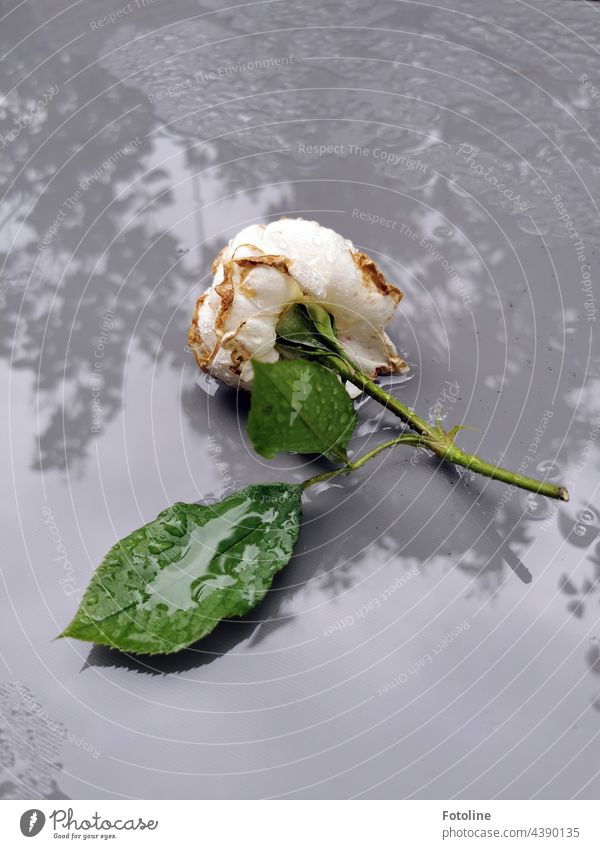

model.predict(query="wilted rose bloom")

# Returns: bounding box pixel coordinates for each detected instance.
[188,218,408,390]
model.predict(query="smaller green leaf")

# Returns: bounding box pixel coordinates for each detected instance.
[304,303,341,348]
[248,358,357,460]
[61,483,303,655]
[276,304,358,374]
[276,303,331,352]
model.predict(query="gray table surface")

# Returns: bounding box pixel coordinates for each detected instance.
[1,0,599,799]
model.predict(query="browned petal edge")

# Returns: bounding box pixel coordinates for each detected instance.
[211,236,269,275]
[213,277,235,322]
[379,334,410,375]
[374,353,409,376]
[210,245,227,275]
[225,254,303,378]
[352,250,403,304]
[216,263,259,377]
[230,242,264,260]
[235,253,293,275]
[187,292,210,368]
[221,322,252,377]
[234,253,297,299]
[187,264,237,371]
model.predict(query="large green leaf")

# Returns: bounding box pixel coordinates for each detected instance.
[247,358,357,461]
[61,483,303,655]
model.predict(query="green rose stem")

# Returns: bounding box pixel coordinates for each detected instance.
[327,356,569,502]
[302,434,423,489]
[275,303,569,502]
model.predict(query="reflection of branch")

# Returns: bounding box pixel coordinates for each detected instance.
[0,192,22,235]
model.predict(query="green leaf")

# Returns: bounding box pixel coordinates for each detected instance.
[304,303,341,348]
[61,483,303,655]
[275,304,358,374]
[247,358,357,460]
[276,303,332,353]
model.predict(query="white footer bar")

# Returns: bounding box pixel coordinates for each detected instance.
[1,800,598,847]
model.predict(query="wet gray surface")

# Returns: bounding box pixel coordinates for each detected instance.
[1,0,600,799]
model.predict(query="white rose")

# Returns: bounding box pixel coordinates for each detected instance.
[188,217,408,390]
